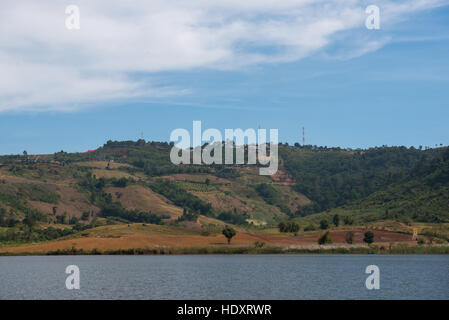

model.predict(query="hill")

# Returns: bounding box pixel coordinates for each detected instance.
[279,145,448,221]
[329,147,449,223]
[0,140,448,252]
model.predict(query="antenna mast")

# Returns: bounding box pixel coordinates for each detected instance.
[302,127,305,145]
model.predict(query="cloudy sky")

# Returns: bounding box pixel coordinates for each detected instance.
[0,0,448,153]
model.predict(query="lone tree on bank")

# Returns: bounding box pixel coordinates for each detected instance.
[318,231,333,245]
[363,231,374,244]
[222,226,236,245]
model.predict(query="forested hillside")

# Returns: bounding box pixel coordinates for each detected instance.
[341,147,449,222]
[0,141,448,236]
[280,145,448,222]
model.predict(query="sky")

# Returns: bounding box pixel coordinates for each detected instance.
[0,0,448,154]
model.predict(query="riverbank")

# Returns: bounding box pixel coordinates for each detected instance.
[1,244,448,256]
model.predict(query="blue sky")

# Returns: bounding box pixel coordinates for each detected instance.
[0,1,448,154]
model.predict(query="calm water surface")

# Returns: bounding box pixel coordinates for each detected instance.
[0,254,447,299]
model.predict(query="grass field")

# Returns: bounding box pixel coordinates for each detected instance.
[105,185,182,219]
[1,155,448,256]
[0,222,433,255]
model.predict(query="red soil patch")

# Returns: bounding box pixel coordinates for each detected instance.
[271,169,296,185]
[0,228,415,254]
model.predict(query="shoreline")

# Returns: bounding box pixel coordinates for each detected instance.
[1,245,448,256]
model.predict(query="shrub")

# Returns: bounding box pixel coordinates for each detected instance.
[200,230,210,236]
[278,221,300,233]
[178,208,199,222]
[318,231,333,245]
[255,183,278,205]
[150,179,212,216]
[277,204,292,215]
[304,225,316,231]
[332,214,340,227]
[69,217,79,225]
[112,177,128,188]
[363,231,375,244]
[81,212,90,221]
[345,231,354,244]
[101,202,165,224]
[254,241,265,248]
[319,219,329,230]
[343,215,354,225]
[217,210,247,225]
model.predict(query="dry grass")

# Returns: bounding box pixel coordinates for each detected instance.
[160,173,231,185]
[104,185,182,218]
[0,173,99,219]
[29,184,99,218]
[272,184,311,210]
[192,190,253,213]
[75,161,132,169]
[0,224,417,254]
[91,169,133,179]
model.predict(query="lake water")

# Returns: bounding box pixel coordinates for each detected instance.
[0,255,447,300]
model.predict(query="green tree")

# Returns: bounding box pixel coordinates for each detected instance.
[345,231,354,244]
[56,213,68,224]
[0,208,7,227]
[318,231,333,245]
[278,221,287,232]
[363,231,374,244]
[319,219,329,230]
[178,207,199,222]
[278,221,300,233]
[69,216,79,225]
[81,212,90,221]
[255,183,278,205]
[222,226,236,244]
[332,214,340,227]
[343,215,353,225]
[113,177,128,188]
[22,210,46,229]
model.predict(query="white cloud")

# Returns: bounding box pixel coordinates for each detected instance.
[0,0,446,112]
